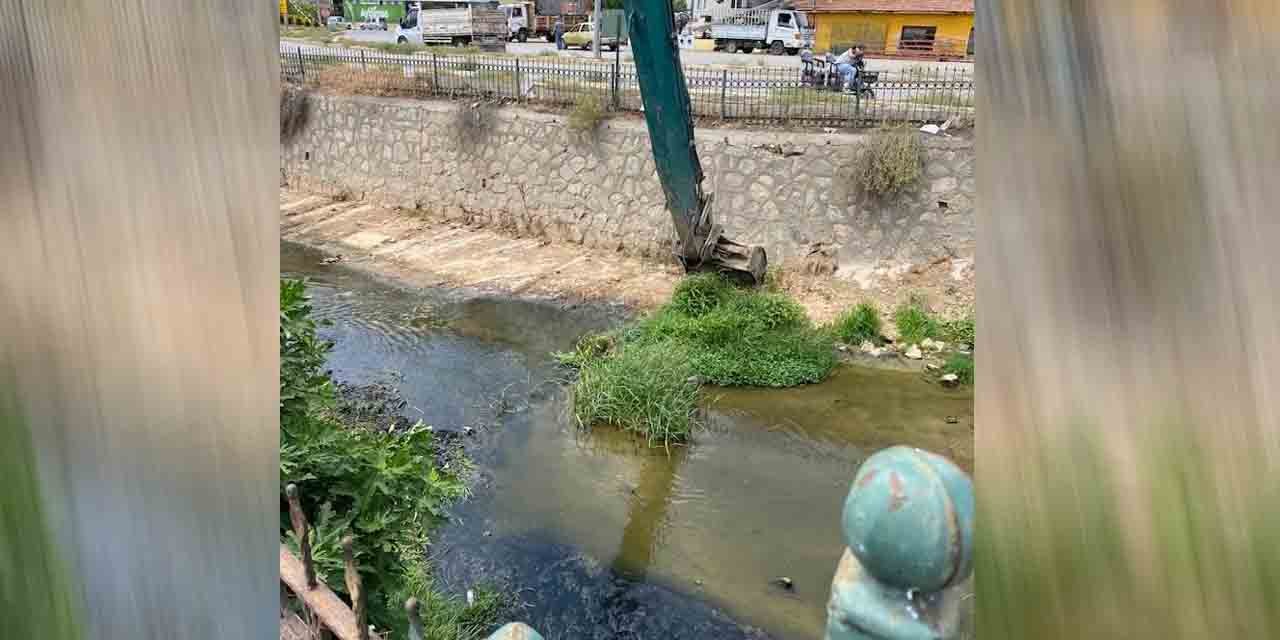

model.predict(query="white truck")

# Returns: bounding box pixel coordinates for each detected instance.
[498,0,587,43]
[396,0,508,50]
[700,0,813,55]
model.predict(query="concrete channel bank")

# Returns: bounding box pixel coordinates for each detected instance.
[281,94,974,294]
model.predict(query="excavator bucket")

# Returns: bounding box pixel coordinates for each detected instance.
[624,0,768,285]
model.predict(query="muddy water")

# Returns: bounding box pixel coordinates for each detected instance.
[283,242,973,640]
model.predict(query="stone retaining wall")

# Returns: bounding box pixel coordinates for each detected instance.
[282,94,974,283]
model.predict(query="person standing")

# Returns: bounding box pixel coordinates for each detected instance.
[554,17,565,50]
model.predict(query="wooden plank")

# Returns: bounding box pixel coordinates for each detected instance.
[280,545,365,640]
[280,612,314,640]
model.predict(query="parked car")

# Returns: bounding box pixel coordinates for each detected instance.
[561,23,618,51]
[326,16,350,30]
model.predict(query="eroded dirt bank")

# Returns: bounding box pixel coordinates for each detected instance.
[280,189,971,329]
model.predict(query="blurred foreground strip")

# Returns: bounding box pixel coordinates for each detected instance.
[0,2,278,639]
[979,1,1280,639]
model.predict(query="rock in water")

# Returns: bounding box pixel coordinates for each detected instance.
[859,340,877,354]
[774,576,794,590]
[940,373,960,387]
[905,345,924,360]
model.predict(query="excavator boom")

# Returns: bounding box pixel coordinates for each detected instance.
[624,0,768,284]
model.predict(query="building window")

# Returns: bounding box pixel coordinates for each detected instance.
[967,27,974,56]
[899,25,937,52]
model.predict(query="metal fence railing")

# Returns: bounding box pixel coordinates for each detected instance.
[280,45,975,127]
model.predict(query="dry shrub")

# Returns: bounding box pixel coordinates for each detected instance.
[280,86,312,143]
[855,127,925,198]
[312,65,427,98]
[453,102,495,147]
[568,92,608,135]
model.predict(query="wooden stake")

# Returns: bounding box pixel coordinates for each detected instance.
[342,535,369,640]
[405,598,423,640]
[285,483,317,589]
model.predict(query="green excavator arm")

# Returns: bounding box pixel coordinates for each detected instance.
[624,0,768,284]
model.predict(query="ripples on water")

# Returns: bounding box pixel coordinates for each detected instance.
[284,241,973,639]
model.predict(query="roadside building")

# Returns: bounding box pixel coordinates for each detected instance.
[346,0,411,27]
[805,0,974,59]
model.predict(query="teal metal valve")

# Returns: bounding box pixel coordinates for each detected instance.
[483,622,544,640]
[624,0,767,284]
[826,446,974,640]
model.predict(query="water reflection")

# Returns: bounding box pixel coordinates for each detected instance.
[283,240,973,639]
[612,445,685,581]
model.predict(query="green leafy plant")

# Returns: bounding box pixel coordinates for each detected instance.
[942,352,974,385]
[572,342,700,450]
[893,295,940,345]
[855,127,926,198]
[832,302,883,345]
[941,314,975,349]
[562,274,836,444]
[668,272,735,317]
[280,278,334,427]
[554,333,616,368]
[279,279,507,638]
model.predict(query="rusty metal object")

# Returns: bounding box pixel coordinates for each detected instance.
[826,446,973,640]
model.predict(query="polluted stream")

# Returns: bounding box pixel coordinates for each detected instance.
[284,242,974,639]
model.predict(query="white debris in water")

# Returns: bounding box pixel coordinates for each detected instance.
[466,589,475,606]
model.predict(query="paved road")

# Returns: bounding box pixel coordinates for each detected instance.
[296,30,973,74]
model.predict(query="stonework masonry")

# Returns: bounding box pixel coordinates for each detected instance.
[281,94,974,287]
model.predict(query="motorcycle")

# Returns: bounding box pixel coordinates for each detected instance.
[800,50,877,99]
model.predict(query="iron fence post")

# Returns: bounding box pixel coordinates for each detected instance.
[614,59,624,110]
[614,13,623,110]
[296,46,305,81]
[720,69,727,120]
[360,48,367,72]
[431,53,440,96]
[514,59,521,101]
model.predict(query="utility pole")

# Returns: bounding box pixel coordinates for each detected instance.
[593,0,602,58]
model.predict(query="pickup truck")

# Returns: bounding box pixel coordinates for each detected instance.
[698,1,813,55]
